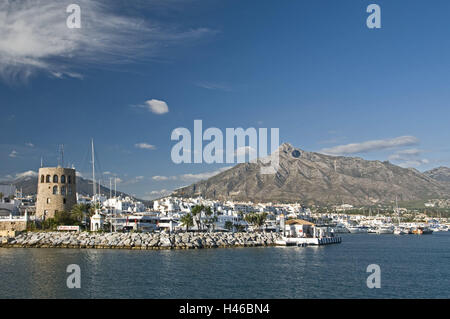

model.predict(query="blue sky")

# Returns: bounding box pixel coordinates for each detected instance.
[1,0,450,199]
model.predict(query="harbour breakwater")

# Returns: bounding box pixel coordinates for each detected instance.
[0,231,283,250]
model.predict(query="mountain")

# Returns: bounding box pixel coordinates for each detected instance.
[173,143,450,205]
[424,166,450,183]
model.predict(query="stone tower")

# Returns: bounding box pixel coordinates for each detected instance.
[35,167,77,220]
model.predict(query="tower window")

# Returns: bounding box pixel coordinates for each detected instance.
[68,175,72,184]
[46,175,51,183]
[61,186,66,196]
[53,186,58,195]
[61,175,66,183]
[53,175,58,183]
[41,175,44,183]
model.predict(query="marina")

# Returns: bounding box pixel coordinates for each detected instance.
[1,232,449,299]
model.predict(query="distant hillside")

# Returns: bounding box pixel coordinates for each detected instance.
[424,167,450,183]
[173,143,450,205]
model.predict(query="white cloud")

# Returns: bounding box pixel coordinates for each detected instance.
[0,0,215,82]
[145,99,169,114]
[144,189,173,200]
[179,166,231,181]
[9,150,18,158]
[397,159,429,168]
[388,148,422,161]
[234,146,257,160]
[151,167,231,183]
[195,81,231,91]
[25,142,34,147]
[152,175,177,181]
[135,143,156,150]
[388,148,429,168]
[320,136,419,155]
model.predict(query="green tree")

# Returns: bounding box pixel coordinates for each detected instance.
[191,205,204,230]
[224,221,233,232]
[180,213,194,232]
[0,192,3,202]
[244,212,268,232]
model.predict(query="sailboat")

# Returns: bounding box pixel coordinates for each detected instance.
[393,197,408,235]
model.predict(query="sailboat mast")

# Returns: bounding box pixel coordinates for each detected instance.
[91,139,96,203]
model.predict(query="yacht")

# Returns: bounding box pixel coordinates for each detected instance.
[347,226,369,234]
[393,227,408,235]
[376,226,394,234]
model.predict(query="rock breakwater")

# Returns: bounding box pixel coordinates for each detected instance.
[0,231,283,250]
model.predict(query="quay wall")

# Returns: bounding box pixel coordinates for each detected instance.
[0,221,27,232]
[0,231,283,250]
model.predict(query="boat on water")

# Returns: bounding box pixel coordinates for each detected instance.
[376,226,394,234]
[412,227,433,235]
[331,223,350,233]
[367,227,377,234]
[393,227,408,235]
[347,226,369,234]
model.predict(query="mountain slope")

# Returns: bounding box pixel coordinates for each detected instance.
[173,143,450,205]
[424,166,450,183]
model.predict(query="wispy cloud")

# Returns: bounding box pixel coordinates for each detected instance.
[25,142,34,147]
[152,175,177,181]
[0,0,215,83]
[320,136,419,155]
[144,188,172,199]
[388,148,422,161]
[388,148,429,168]
[195,81,231,91]
[135,143,156,150]
[152,166,231,183]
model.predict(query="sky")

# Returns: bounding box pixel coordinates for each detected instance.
[1,0,450,199]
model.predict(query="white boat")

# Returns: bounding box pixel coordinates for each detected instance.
[347,226,369,234]
[376,226,394,234]
[393,227,408,235]
[332,224,350,233]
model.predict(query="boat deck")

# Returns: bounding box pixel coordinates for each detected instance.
[275,236,342,246]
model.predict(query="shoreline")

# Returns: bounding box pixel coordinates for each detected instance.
[0,231,283,250]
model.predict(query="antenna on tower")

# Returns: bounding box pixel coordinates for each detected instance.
[57,144,64,167]
[91,139,96,202]
[40,156,43,168]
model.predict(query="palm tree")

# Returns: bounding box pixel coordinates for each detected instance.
[71,204,90,225]
[244,212,268,232]
[255,212,268,232]
[191,205,204,230]
[180,213,194,232]
[224,221,233,232]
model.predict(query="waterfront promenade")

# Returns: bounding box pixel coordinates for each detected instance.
[0,231,282,250]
